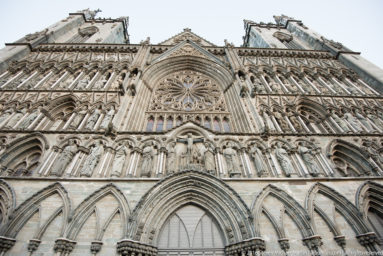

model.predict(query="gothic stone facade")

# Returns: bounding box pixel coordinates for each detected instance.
[0,10,382,256]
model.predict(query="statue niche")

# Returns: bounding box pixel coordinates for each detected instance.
[168,132,216,174]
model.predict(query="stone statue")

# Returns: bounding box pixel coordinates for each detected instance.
[330,110,350,133]
[19,108,40,129]
[343,110,363,132]
[250,145,267,177]
[51,139,78,176]
[297,142,320,176]
[80,140,104,177]
[70,106,88,129]
[93,75,107,89]
[261,110,276,132]
[273,111,289,131]
[85,108,101,130]
[76,75,90,89]
[203,142,215,174]
[5,108,26,128]
[177,133,204,166]
[0,108,13,126]
[275,142,295,177]
[355,109,374,132]
[366,110,383,130]
[166,142,177,175]
[289,114,303,132]
[100,106,115,130]
[223,142,241,177]
[140,142,155,177]
[111,143,128,177]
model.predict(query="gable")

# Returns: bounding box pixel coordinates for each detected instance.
[159,28,216,47]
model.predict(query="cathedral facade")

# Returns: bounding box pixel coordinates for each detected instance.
[0,9,382,255]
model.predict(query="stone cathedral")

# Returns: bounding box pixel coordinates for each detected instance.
[0,8,383,256]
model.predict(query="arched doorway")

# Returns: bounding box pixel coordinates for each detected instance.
[157,205,225,256]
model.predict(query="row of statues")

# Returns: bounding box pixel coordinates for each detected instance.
[0,105,115,131]
[259,107,383,134]
[0,72,124,91]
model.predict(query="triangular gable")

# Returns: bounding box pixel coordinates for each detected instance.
[159,28,216,47]
[151,40,225,66]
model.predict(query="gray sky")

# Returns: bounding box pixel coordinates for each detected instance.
[1,0,382,68]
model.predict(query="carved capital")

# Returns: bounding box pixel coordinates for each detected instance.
[334,235,346,248]
[116,239,158,256]
[27,239,41,252]
[90,241,103,254]
[0,236,16,253]
[356,232,378,247]
[225,237,266,256]
[53,238,76,253]
[278,238,290,252]
[302,235,322,251]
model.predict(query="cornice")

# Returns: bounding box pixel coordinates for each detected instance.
[35,43,139,53]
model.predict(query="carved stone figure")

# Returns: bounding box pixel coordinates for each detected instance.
[140,143,155,177]
[273,111,289,131]
[5,108,26,128]
[76,75,90,89]
[51,139,78,176]
[297,142,320,176]
[70,106,88,129]
[19,109,40,129]
[111,143,128,177]
[223,142,241,177]
[367,110,383,130]
[85,107,101,130]
[177,133,204,166]
[275,142,295,177]
[166,142,177,175]
[80,140,104,177]
[250,146,267,177]
[261,110,276,132]
[0,108,13,126]
[100,106,115,130]
[343,110,363,132]
[203,142,215,174]
[330,110,350,133]
[93,75,107,89]
[355,109,374,132]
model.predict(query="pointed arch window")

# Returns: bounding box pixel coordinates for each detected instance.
[204,117,211,129]
[166,116,173,130]
[223,118,231,132]
[213,117,221,132]
[156,116,164,132]
[146,116,154,132]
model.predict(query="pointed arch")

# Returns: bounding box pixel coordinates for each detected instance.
[251,184,314,238]
[65,183,130,240]
[305,183,371,235]
[327,139,375,176]
[128,170,253,245]
[0,182,70,238]
[0,180,16,226]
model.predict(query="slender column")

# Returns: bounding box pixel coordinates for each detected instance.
[259,75,272,92]
[315,154,330,176]
[27,112,43,130]
[331,77,350,94]
[274,75,289,93]
[285,116,296,132]
[156,147,166,177]
[38,151,55,174]
[98,149,111,176]
[17,71,38,88]
[0,111,15,128]
[271,116,282,132]
[269,153,282,177]
[289,76,305,93]
[328,117,343,133]
[50,72,68,89]
[94,113,104,130]
[103,72,116,90]
[295,153,309,177]
[14,112,29,128]
[66,153,80,176]
[303,77,321,94]
[241,148,252,177]
[78,113,90,130]
[343,119,358,133]
[318,77,336,94]
[319,153,334,176]
[127,149,139,176]
[34,71,53,88]
[68,71,84,89]
[62,112,76,130]
[44,151,59,176]
[35,116,48,130]
[1,71,23,88]
[358,79,380,95]
[298,115,311,133]
[0,71,9,79]
[345,78,365,95]
[86,72,100,89]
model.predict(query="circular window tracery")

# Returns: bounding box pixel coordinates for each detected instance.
[150,70,225,112]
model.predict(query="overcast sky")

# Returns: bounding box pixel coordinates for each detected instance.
[1,0,382,68]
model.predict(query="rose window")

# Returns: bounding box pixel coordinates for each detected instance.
[150,70,226,112]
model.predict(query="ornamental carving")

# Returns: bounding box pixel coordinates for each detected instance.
[149,70,226,112]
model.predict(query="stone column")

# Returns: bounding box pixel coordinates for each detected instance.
[1,71,23,88]
[67,71,84,89]
[50,72,68,89]
[357,79,380,95]
[318,77,336,94]
[78,113,90,130]
[303,76,321,94]
[156,147,166,177]
[17,71,38,88]
[289,75,305,93]
[344,78,365,95]
[62,112,76,130]
[86,71,100,89]
[331,77,350,94]
[34,71,53,89]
